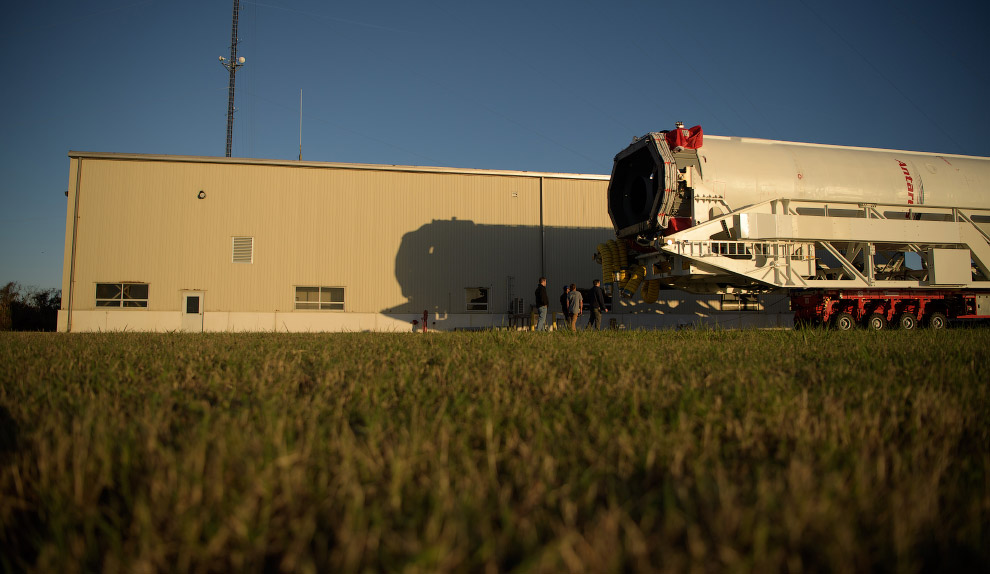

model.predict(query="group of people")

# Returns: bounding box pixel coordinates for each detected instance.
[533,277,608,331]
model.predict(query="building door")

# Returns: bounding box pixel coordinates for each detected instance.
[181,291,204,332]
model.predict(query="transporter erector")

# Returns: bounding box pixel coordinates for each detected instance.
[600,123,990,328]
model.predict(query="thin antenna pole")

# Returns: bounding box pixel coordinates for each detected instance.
[299,89,303,161]
[221,0,244,158]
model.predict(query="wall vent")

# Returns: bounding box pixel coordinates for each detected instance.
[232,236,254,263]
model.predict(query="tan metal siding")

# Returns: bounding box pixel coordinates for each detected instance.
[66,157,600,316]
[61,159,79,304]
[383,172,542,314]
[541,177,613,295]
[542,177,611,228]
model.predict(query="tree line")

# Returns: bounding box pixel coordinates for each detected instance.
[0,282,60,331]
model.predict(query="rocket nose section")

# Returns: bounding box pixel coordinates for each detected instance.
[607,135,665,239]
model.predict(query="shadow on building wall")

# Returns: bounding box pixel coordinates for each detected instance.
[385,218,613,316]
[382,218,792,326]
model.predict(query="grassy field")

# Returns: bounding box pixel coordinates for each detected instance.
[0,329,988,573]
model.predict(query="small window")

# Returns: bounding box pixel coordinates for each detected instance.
[465,287,489,312]
[96,282,149,308]
[232,236,254,263]
[295,286,344,310]
[185,295,200,314]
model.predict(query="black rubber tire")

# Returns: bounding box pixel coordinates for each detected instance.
[833,312,856,331]
[866,312,888,331]
[927,311,948,330]
[897,313,917,330]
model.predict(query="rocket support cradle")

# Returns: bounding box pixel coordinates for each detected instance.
[603,125,990,327]
[606,127,990,294]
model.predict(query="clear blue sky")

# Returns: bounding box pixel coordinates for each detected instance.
[2,0,988,290]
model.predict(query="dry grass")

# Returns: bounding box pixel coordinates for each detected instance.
[1,329,988,573]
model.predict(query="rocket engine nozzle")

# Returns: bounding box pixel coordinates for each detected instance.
[607,134,667,240]
[608,127,702,240]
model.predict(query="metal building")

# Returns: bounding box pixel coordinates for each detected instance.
[58,152,791,332]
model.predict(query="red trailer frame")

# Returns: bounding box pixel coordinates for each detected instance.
[791,289,990,330]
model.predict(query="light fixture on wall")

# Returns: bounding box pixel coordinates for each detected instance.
[197,190,207,199]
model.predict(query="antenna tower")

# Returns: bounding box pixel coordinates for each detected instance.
[219,0,245,158]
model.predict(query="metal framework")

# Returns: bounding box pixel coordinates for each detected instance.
[637,197,990,293]
[220,0,244,158]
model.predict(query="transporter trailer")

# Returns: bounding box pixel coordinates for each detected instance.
[790,289,990,330]
[601,123,990,329]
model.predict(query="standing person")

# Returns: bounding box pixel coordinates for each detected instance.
[587,279,608,330]
[534,277,549,331]
[559,286,570,330]
[566,283,583,332]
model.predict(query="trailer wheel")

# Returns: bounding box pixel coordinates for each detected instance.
[897,313,917,330]
[833,312,856,331]
[927,311,947,330]
[866,313,888,331]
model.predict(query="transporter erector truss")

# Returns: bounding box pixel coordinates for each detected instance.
[602,123,990,328]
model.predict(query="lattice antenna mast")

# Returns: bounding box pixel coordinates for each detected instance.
[219,0,245,158]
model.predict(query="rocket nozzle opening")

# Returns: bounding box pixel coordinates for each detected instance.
[608,136,665,239]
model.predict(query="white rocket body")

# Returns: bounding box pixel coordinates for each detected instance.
[695,135,990,213]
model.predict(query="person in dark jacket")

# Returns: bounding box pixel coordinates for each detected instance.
[534,277,549,331]
[587,279,608,330]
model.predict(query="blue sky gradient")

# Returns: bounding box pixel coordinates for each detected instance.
[2,0,988,289]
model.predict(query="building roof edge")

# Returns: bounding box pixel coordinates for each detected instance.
[66,151,611,180]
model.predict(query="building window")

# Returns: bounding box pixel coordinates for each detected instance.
[232,236,254,263]
[465,287,489,312]
[96,283,149,308]
[295,286,344,310]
